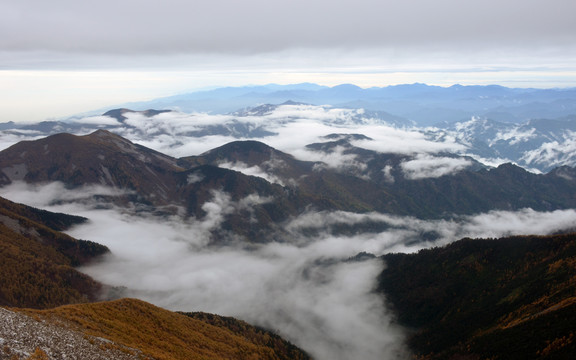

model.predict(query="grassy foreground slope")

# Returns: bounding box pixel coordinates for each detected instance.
[19,298,310,360]
[379,233,576,360]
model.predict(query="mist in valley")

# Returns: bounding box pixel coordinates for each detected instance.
[3,181,576,360]
[3,0,576,357]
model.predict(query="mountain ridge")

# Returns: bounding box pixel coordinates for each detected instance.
[109,83,576,125]
[4,130,576,244]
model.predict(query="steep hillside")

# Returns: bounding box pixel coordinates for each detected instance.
[187,137,576,219]
[179,140,315,181]
[379,233,576,359]
[15,298,310,360]
[184,311,310,360]
[385,163,576,217]
[0,196,107,309]
[0,195,86,231]
[180,139,388,213]
[0,130,183,207]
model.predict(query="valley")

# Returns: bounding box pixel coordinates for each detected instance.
[1,83,576,359]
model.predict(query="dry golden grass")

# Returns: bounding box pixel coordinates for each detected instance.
[20,298,307,360]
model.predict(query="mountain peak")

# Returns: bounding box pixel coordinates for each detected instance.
[88,128,121,138]
[332,83,362,90]
[0,130,182,197]
[82,129,144,151]
[202,140,281,160]
[280,100,308,106]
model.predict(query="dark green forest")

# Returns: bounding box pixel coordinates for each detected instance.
[379,233,576,359]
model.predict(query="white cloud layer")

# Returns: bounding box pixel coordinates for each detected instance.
[0,131,46,151]
[47,105,463,159]
[72,115,121,126]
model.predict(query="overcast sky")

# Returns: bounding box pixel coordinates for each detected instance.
[2,0,576,122]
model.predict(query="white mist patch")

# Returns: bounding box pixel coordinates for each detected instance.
[520,134,576,170]
[283,208,576,253]
[351,125,466,155]
[186,170,205,184]
[217,160,287,186]
[400,154,472,179]
[0,131,46,151]
[295,145,369,177]
[128,133,240,158]
[0,181,132,207]
[494,127,536,145]
[71,115,121,126]
[0,182,409,359]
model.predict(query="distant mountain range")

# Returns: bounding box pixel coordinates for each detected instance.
[2,83,576,173]
[111,83,576,126]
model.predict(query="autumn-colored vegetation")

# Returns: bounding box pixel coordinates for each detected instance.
[379,233,576,359]
[0,195,87,231]
[20,298,310,360]
[26,348,49,360]
[0,196,106,308]
[184,312,310,360]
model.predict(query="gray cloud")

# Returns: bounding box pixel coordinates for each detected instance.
[2,1,575,53]
[1,0,576,70]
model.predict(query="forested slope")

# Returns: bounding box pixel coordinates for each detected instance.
[379,233,576,359]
